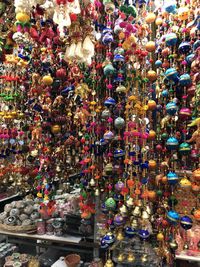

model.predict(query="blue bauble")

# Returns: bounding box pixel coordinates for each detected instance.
[167,171,179,185]
[114,148,125,158]
[166,101,178,115]
[155,60,162,68]
[167,210,180,225]
[179,74,191,86]
[101,203,108,214]
[164,0,177,14]
[165,33,178,46]
[166,137,179,150]
[104,97,116,106]
[178,41,191,54]
[180,216,193,230]
[113,54,125,62]
[165,68,179,83]
[161,89,169,97]
[101,238,109,249]
[103,232,115,245]
[125,226,137,238]
[186,54,195,64]
[138,229,150,239]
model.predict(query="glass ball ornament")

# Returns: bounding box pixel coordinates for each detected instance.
[165,33,178,46]
[105,197,116,211]
[116,85,127,93]
[178,41,191,54]
[115,181,124,192]
[165,68,179,83]
[167,171,179,185]
[179,107,191,120]
[104,97,116,106]
[138,229,150,240]
[179,74,191,86]
[103,232,115,245]
[114,117,125,129]
[114,47,124,55]
[164,0,177,14]
[100,238,109,249]
[155,59,162,68]
[166,101,178,115]
[166,136,179,150]
[114,148,125,158]
[113,54,125,62]
[125,226,137,238]
[180,216,193,230]
[167,210,180,225]
[103,64,116,76]
[179,142,191,155]
[114,214,124,226]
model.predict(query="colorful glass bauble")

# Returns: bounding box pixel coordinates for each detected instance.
[103,64,116,76]
[166,101,178,115]
[167,210,180,225]
[180,216,193,230]
[115,181,124,192]
[147,70,157,82]
[138,229,150,240]
[125,226,137,238]
[179,74,191,86]
[145,41,156,52]
[155,60,162,68]
[114,214,124,226]
[104,130,114,140]
[179,107,192,120]
[166,137,179,150]
[179,142,191,155]
[178,41,191,54]
[101,239,109,249]
[192,169,200,182]
[164,0,177,14]
[165,68,179,83]
[114,148,125,158]
[114,117,125,129]
[103,232,115,245]
[167,171,179,185]
[104,97,116,106]
[105,197,116,211]
[165,33,178,46]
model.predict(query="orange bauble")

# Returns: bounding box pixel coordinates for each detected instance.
[148,130,156,140]
[147,70,157,81]
[192,168,200,181]
[193,209,200,221]
[145,12,156,23]
[192,183,200,192]
[155,17,163,26]
[148,190,156,200]
[162,176,168,184]
[148,160,157,169]
[51,124,61,134]
[145,41,156,52]
[147,100,157,110]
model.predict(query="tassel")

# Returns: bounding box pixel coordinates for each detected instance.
[75,41,84,60]
[67,43,76,59]
[64,46,70,61]
[82,36,94,55]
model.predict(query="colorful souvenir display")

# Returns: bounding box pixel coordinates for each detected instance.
[0,0,199,266]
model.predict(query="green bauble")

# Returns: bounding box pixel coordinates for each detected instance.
[105,197,116,211]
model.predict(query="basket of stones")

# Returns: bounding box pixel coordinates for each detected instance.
[0,199,39,232]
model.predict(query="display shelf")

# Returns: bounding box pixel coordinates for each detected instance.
[0,229,99,248]
[0,193,19,203]
[176,254,200,262]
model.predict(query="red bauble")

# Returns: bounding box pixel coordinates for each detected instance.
[56,68,66,79]
[70,13,77,21]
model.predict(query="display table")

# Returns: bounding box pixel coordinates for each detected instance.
[176,254,200,262]
[0,229,98,256]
